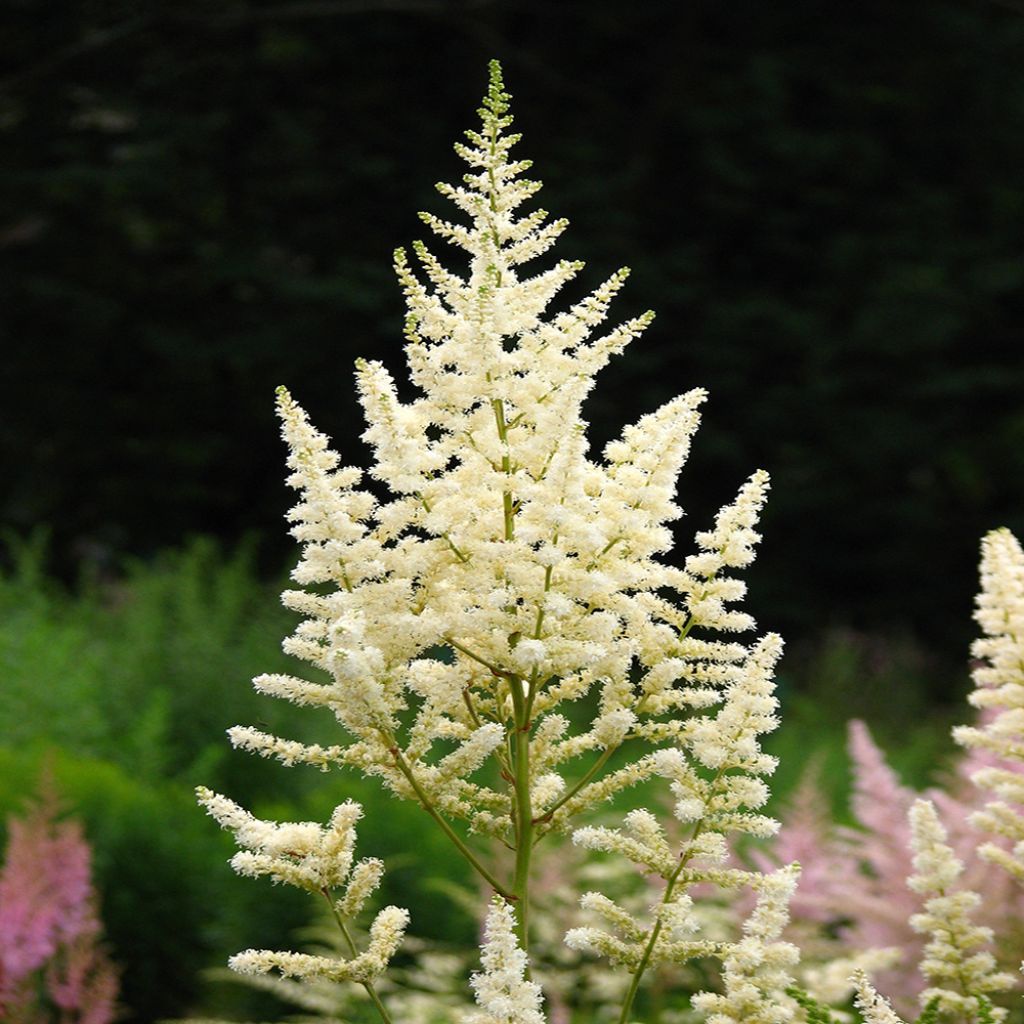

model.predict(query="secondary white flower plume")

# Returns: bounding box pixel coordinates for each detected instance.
[906,798,1014,1020]
[197,788,408,987]
[851,969,907,1024]
[690,865,800,1024]
[953,528,1024,885]
[465,898,546,1024]
[201,58,784,1021]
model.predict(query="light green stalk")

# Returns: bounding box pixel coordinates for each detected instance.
[322,889,394,1024]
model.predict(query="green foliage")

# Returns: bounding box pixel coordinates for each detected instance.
[975,996,999,1024]
[785,986,841,1024]
[0,532,327,801]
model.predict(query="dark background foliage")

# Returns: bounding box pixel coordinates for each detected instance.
[4,0,1024,672]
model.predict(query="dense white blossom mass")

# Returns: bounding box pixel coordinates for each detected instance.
[465,898,546,1024]
[234,61,778,865]
[196,788,408,985]
[203,59,797,1024]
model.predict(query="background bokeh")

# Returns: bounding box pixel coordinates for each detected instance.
[2,1,1024,1020]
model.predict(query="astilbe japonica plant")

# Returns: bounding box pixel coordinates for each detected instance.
[198,60,800,1024]
[197,61,1024,1024]
[0,775,119,1024]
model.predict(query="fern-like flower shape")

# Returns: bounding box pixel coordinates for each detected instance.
[203,59,788,1023]
[953,528,1024,885]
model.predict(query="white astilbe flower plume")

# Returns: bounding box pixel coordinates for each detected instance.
[464,898,546,1024]
[953,528,1024,885]
[566,636,789,1018]
[906,798,1014,1020]
[201,58,785,1020]
[230,59,776,858]
[690,865,800,1024]
[851,969,907,1024]
[230,905,409,986]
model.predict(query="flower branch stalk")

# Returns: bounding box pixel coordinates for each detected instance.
[387,741,514,901]
[323,889,395,1024]
[617,818,709,1024]
[511,672,535,953]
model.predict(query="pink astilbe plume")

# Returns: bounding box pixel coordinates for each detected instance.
[0,776,119,1023]
[835,720,920,955]
[748,765,838,927]
[763,719,1024,1018]
[749,725,920,1012]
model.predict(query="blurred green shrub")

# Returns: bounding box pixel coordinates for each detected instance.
[0,532,329,800]
[0,748,302,1022]
[0,536,482,1021]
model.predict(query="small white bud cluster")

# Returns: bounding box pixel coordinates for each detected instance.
[196,788,408,984]
[851,969,907,1024]
[229,905,409,985]
[691,865,801,1024]
[464,898,545,1024]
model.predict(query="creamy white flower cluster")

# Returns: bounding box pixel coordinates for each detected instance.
[206,59,793,1024]
[691,865,801,1024]
[196,789,408,984]
[564,636,794,1009]
[953,528,1024,885]
[465,898,545,1024]
[227,59,776,859]
[906,799,1014,1020]
[851,970,906,1024]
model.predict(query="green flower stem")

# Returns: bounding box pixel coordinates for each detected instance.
[321,890,394,1024]
[445,636,511,678]
[533,744,617,832]
[617,762,728,1024]
[509,672,535,956]
[389,745,514,901]
[492,398,515,541]
[416,491,470,563]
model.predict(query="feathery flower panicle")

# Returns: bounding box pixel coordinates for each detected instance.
[565,635,793,1021]
[465,898,546,1024]
[0,778,119,1024]
[835,721,922,1001]
[202,59,784,1021]
[690,865,801,1024]
[852,970,907,1024]
[197,788,407,987]
[905,799,1014,1021]
[953,528,1024,885]
[231,59,774,842]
